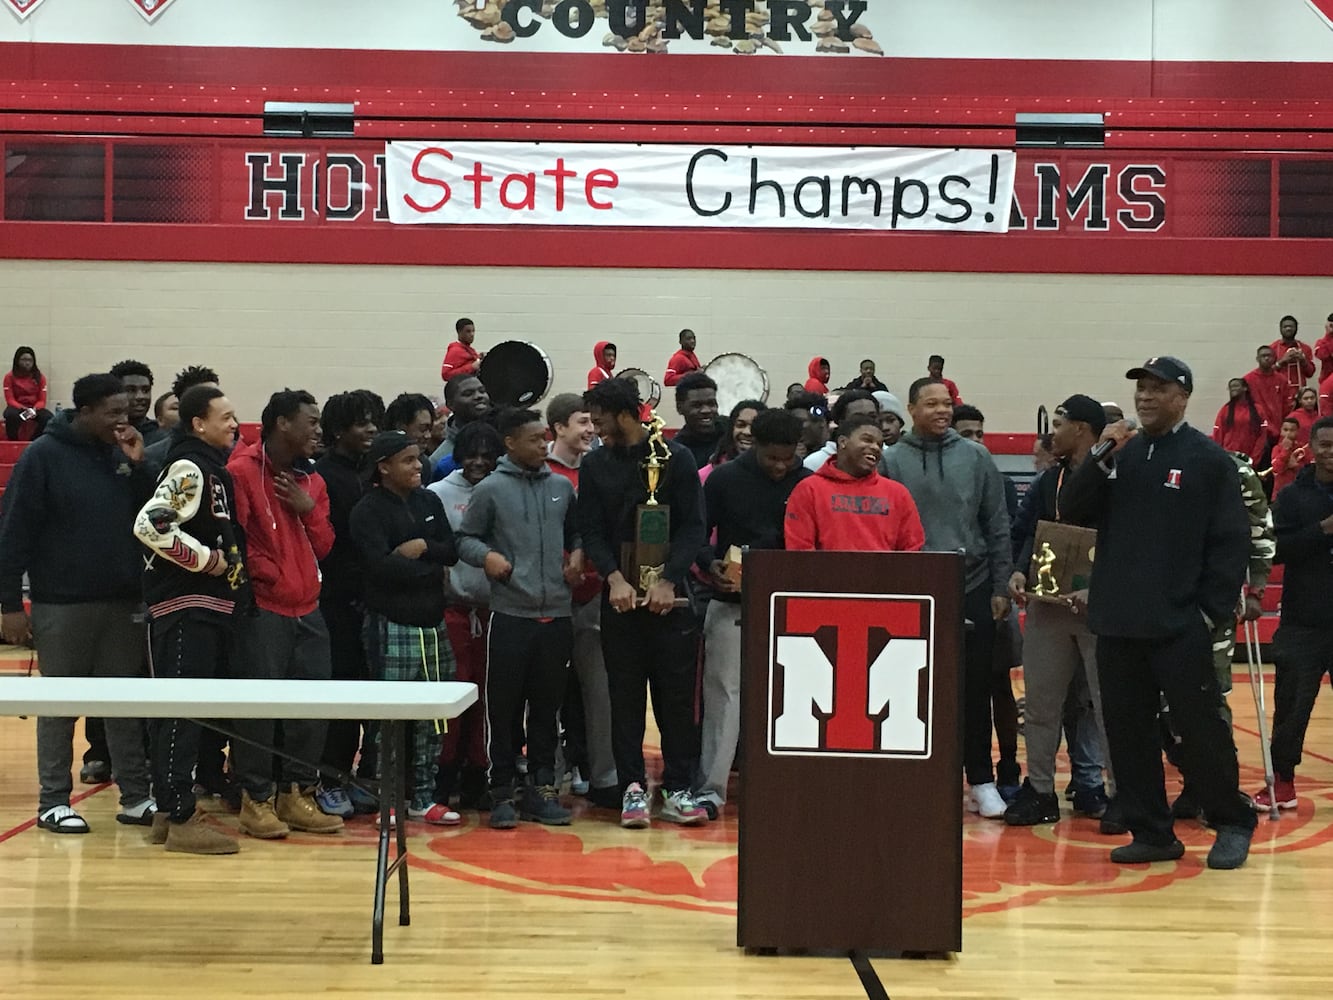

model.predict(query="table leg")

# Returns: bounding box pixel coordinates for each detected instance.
[370,718,398,965]
[396,721,411,927]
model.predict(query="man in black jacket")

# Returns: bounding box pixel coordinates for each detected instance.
[133,385,250,855]
[1260,415,1333,811]
[0,373,156,835]
[1061,356,1257,869]
[694,407,807,817]
[350,431,461,826]
[578,377,709,829]
[313,390,383,818]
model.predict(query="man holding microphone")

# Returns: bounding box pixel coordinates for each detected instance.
[1061,356,1257,869]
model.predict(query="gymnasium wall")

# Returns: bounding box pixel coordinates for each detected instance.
[7,0,1333,430]
[3,258,1328,429]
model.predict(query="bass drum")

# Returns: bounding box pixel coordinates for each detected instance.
[478,341,554,407]
[618,368,662,410]
[704,352,770,418]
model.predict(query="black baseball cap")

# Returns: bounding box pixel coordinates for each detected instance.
[1055,394,1107,435]
[1125,356,1193,393]
[365,430,417,482]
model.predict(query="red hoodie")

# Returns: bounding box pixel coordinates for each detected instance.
[587,340,616,390]
[1270,438,1309,496]
[3,371,46,411]
[441,340,481,382]
[227,440,334,617]
[1244,366,1292,433]
[1315,333,1333,385]
[1269,337,1316,383]
[664,348,701,387]
[1211,400,1269,465]
[803,356,829,394]
[1288,404,1321,447]
[784,462,925,552]
[1322,373,1333,417]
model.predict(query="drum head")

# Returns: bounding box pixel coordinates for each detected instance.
[704,352,769,418]
[478,341,554,407]
[618,368,661,409]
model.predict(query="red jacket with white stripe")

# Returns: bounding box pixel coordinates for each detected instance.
[228,440,334,618]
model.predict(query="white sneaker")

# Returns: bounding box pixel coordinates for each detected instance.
[569,767,590,796]
[968,782,1007,819]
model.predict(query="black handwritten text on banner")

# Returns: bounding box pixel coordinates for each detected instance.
[385,142,1017,232]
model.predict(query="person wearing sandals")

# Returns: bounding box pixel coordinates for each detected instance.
[456,408,583,829]
[0,373,157,834]
[133,385,251,854]
[351,431,463,827]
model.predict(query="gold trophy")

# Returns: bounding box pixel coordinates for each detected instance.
[621,410,676,604]
[1027,521,1097,605]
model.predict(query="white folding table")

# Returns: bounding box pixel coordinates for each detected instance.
[0,676,478,964]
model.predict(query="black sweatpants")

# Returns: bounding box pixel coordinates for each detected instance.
[1270,624,1333,779]
[600,602,701,795]
[320,598,374,778]
[150,611,234,823]
[963,586,998,787]
[1097,624,1258,846]
[484,613,572,793]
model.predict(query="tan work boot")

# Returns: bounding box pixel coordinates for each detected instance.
[165,811,240,855]
[239,790,291,839]
[276,783,344,834]
[149,811,170,845]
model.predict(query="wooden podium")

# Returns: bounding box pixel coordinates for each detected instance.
[738,550,965,954]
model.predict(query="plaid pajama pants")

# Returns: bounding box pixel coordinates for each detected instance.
[363,612,457,811]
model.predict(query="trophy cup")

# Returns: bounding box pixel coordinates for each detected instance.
[1027,520,1097,605]
[620,410,677,605]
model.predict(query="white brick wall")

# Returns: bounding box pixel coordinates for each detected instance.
[3,259,1330,432]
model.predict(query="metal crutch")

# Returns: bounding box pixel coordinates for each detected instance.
[1242,615,1281,821]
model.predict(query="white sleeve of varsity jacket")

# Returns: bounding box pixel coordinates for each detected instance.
[133,459,223,574]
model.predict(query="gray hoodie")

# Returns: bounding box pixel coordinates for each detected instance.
[427,469,492,607]
[455,455,580,619]
[880,429,1012,597]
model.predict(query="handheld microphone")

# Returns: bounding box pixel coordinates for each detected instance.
[1089,438,1116,462]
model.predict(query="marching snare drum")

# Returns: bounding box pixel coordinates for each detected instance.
[478,341,554,407]
[704,353,770,417]
[617,367,662,410]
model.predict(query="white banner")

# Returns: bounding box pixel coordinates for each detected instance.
[385,142,1015,232]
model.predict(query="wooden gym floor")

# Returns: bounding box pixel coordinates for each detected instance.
[2,645,1332,1000]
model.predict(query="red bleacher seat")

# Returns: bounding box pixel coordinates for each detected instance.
[1267,564,1284,586]
[0,465,12,488]
[1260,586,1282,614]
[0,441,29,463]
[238,422,262,445]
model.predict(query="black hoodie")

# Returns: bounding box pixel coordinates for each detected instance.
[0,410,156,611]
[350,485,459,627]
[313,448,366,607]
[1273,463,1333,629]
[697,450,810,603]
[576,436,706,590]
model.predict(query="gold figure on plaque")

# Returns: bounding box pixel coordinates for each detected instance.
[1034,542,1060,597]
[625,410,673,596]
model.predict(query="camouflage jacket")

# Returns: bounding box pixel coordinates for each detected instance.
[1230,452,1275,593]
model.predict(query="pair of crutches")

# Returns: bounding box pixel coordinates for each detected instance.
[1241,611,1281,821]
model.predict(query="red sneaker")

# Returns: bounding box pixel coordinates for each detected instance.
[1253,778,1297,811]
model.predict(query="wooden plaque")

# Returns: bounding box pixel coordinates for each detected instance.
[1027,520,1097,604]
[620,503,670,597]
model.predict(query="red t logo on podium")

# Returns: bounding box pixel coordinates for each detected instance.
[770,594,933,757]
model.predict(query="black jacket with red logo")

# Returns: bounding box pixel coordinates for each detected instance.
[1060,422,1248,639]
